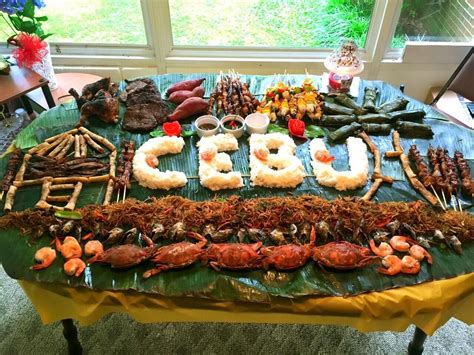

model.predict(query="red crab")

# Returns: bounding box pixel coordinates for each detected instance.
[261,226,315,271]
[143,232,208,279]
[201,241,263,271]
[87,235,156,269]
[312,241,378,270]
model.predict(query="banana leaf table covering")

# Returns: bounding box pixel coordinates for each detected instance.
[0,75,473,331]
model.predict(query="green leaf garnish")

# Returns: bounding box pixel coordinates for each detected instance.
[305,125,325,138]
[54,210,83,220]
[181,130,195,137]
[149,130,164,137]
[268,124,289,135]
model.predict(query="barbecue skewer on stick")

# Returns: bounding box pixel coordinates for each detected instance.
[1,148,23,202]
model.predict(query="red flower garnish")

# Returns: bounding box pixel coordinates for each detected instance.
[288,118,306,140]
[11,33,48,69]
[315,150,335,163]
[163,121,182,137]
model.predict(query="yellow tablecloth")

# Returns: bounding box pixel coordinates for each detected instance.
[19,272,474,336]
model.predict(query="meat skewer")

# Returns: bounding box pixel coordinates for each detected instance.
[0,148,23,201]
[408,145,445,210]
[454,150,473,200]
[426,145,449,209]
[115,140,135,203]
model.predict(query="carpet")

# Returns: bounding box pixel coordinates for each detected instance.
[0,266,472,355]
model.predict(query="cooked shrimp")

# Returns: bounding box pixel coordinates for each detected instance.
[369,240,393,257]
[63,258,86,277]
[409,245,432,264]
[31,247,57,270]
[377,255,402,276]
[145,154,159,168]
[253,145,270,161]
[389,235,416,252]
[84,240,104,257]
[314,150,335,163]
[56,236,82,260]
[199,144,217,161]
[401,255,420,274]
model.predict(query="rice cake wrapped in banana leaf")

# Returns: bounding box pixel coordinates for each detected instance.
[357,113,391,124]
[319,114,357,127]
[362,87,379,112]
[328,122,362,142]
[376,97,409,113]
[334,94,367,115]
[388,109,425,122]
[361,123,392,135]
[323,102,355,115]
[395,121,433,138]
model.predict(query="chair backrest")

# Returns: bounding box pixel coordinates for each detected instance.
[449,51,474,101]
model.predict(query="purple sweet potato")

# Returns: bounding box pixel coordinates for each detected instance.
[168,97,209,121]
[168,86,205,105]
[166,78,206,95]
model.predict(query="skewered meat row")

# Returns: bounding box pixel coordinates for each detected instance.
[427,145,449,195]
[454,151,473,197]
[1,149,23,196]
[436,147,459,195]
[115,140,135,191]
[208,74,259,117]
[408,145,435,188]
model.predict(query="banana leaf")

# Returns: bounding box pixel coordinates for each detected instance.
[0,74,473,302]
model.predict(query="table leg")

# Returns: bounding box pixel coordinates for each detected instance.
[407,326,428,355]
[61,319,83,355]
[20,96,34,115]
[41,84,56,108]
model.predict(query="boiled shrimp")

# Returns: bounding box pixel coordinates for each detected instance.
[401,255,420,274]
[369,240,393,257]
[377,255,402,276]
[253,145,269,161]
[145,154,159,168]
[31,247,57,270]
[409,245,432,264]
[389,235,416,252]
[199,144,217,162]
[84,240,104,257]
[56,236,82,260]
[63,258,86,277]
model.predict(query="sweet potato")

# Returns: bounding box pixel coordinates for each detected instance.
[168,97,209,121]
[166,78,206,95]
[168,86,205,105]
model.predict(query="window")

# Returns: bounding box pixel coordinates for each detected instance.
[391,0,473,48]
[0,0,147,45]
[169,0,376,48]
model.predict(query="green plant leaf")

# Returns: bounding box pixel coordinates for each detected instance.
[20,0,35,18]
[267,123,289,135]
[40,33,53,41]
[181,130,195,137]
[305,125,325,138]
[8,16,22,31]
[149,130,164,137]
[18,19,36,34]
[54,210,83,220]
[35,16,48,22]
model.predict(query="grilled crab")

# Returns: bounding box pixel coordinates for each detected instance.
[312,241,378,270]
[202,241,263,271]
[143,232,208,279]
[87,235,156,269]
[261,225,315,271]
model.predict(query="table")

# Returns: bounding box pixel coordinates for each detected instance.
[26,73,102,111]
[1,74,473,355]
[0,64,55,114]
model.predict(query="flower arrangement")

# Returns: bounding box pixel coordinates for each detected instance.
[1,0,52,68]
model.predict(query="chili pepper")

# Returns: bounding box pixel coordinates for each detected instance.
[288,118,306,140]
[163,121,182,137]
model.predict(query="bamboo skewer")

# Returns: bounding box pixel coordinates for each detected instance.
[122,185,126,203]
[430,186,446,211]
[441,189,448,210]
